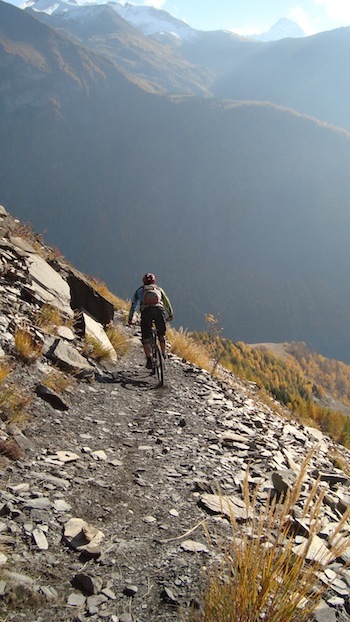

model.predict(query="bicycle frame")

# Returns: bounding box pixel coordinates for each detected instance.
[150,322,165,386]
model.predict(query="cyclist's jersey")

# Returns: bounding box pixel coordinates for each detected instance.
[128,285,173,323]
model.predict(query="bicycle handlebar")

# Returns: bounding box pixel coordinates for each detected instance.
[128,315,172,326]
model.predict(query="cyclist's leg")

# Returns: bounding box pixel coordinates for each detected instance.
[155,308,167,357]
[141,308,153,365]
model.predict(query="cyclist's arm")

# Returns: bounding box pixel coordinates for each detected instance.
[128,287,142,322]
[160,289,173,320]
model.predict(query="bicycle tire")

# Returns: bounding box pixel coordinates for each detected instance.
[149,328,157,375]
[155,343,164,386]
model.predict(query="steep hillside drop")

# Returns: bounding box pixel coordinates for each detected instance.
[2,2,350,361]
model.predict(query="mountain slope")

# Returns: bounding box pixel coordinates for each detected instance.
[212,27,350,130]
[18,0,350,131]
[2,1,350,363]
[25,2,211,94]
[0,0,145,108]
[195,335,350,446]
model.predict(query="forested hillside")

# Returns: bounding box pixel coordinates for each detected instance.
[195,333,350,448]
[210,27,350,131]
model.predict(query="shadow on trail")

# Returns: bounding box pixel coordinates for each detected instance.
[97,369,167,391]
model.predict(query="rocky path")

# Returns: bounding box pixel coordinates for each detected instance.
[1,330,350,622]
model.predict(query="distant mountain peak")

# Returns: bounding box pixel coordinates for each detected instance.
[252,17,305,42]
[109,2,197,40]
[22,0,78,14]
[21,0,198,40]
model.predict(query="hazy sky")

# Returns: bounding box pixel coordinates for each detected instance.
[9,0,350,35]
[129,0,350,35]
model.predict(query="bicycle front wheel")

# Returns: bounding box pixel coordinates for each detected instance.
[155,344,164,386]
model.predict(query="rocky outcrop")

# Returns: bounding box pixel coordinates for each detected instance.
[0,206,118,374]
[25,250,74,318]
[76,311,118,363]
[45,337,96,377]
[67,270,114,327]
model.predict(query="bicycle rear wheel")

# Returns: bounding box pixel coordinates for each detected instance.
[155,343,164,386]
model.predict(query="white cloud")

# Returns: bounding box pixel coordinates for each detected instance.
[287,5,315,34]
[230,25,262,37]
[143,0,167,8]
[314,0,350,22]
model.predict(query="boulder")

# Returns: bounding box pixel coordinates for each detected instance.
[56,325,76,341]
[271,469,297,495]
[67,270,114,326]
[10,236,38,256]
[200,493,252,520]
[64,518,105,558]
[35,383,69,411]
[46,338,94,377]
[77,312,117,363]
[293,534,334,564]
[314,601,338,622]
[24,253,73,318]
[71,574,103,596]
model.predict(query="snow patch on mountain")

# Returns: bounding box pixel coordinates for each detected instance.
[20,1,304,42]
[21,0,72,14]
[109,2,196,39]
[21,0,198,40]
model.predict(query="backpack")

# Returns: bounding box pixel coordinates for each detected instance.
[142,284,162,307]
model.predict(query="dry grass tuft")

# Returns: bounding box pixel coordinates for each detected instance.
[82,335,114,362]
[105,324,130,356]
[0,362,32,425]
[41,369,75,393]
[35,304,74,333]
[14,329,42,364]
[0,362,11,384]
[330,451,350,476]
[0,385,32,425]
[88,278,129,312]
[11,219,44,248]
[0,438,23,460]
[192,451,350,622]
[2,582,46,614]
[167,327,212,370]
[35,303,63,329]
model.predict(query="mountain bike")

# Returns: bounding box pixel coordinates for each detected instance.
[150,320,165,386]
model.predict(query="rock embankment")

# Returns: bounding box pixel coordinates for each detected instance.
[0,205,350,622]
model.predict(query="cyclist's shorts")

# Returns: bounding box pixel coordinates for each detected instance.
[141,306,166,342]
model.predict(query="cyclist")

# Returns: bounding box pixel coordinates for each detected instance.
[128,273,173,369]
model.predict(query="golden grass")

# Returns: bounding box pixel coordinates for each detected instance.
[35,303,63,328]
[35,303,74,332]
[105,324,130,356]
[0,386,32,424]
[41,369,75,393]
[0,362,11,384]
[11,219,43,247]
[167,327,212,371]
[87,278,129,312]
[14,329,42,364]
[330,451,350,476]
[82,335,114,362]
[0,361,31,424]
[191,451,350,622]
